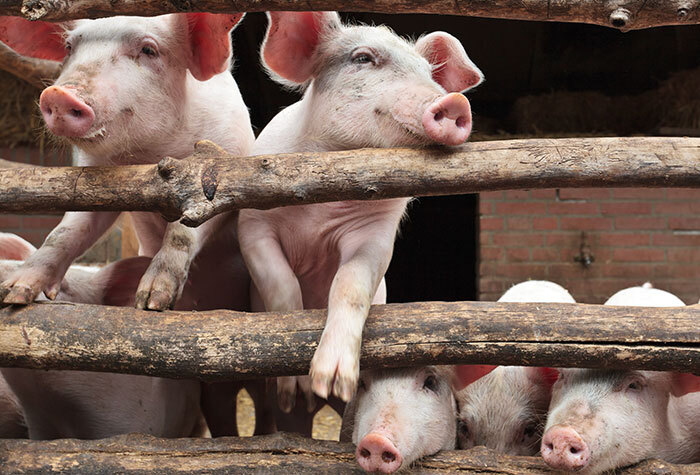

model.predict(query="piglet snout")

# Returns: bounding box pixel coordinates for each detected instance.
[40,86,95,138]
[356,433,403,473]
[541,425,590,471]
[422,92,472,146]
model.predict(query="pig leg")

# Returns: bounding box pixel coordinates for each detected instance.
[0,211,119,304]
[310,240,393,402]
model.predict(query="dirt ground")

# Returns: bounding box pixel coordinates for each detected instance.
[235,389,342,440]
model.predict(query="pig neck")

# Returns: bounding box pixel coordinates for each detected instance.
[659,393,700,463]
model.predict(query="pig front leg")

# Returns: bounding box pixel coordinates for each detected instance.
[0,211,119,304]
[310,241,392,402]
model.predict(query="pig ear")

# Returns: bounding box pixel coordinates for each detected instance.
[670,373,700,397]
[184,13,244,82]
[96,256,151,307]
[451,365,497,391]
[415,32,484,93]
[526,367,560,391]
[262,11,341,84]
[0,233,36,260]
[0,16,67,61]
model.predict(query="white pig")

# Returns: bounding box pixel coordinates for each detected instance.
[238,11,484,408]
[0,13,254,311]
[454,280,572,455]
[541,285,700,473]
[341,365,495,473]
[0,233,202,439]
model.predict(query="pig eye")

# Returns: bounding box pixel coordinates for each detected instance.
[141,45,158,57]
[458,420,469,438]
[422,375,438,392]
[627,380,644,391]
[351,49,376,65]
[522,423,537,441]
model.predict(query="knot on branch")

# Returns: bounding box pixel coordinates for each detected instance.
[609,8,632,29]
[20,0,50,20]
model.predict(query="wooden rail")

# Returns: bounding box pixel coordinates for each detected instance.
[0,137,698,227]
[0,300,697,379]
[1,432,697,473]
[1,0,699,31]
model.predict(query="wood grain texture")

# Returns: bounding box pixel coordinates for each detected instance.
[0,137,698,227]
[0,300,697,380]
[0,40,60,89]
[0,433,697,473]
[1,0,698,31]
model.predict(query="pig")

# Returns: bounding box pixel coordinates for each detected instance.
[0,373,26,438]
[238,11,484,410]
[341,365,495,473]
[454,280,572,455]
[540,285,700,473]
[0,13,255,311]
[0,233,202,439]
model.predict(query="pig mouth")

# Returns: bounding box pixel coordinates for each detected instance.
[71,125,108,144]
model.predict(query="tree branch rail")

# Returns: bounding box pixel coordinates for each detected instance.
[0,137,698,227]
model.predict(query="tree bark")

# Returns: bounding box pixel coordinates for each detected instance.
[2,0,699,31]
[0,41,60,89]
[0,300,697,380]
[0,137,698,227]
[0,432,697,473]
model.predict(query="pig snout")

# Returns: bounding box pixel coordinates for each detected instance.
[40,86,95,138]
[356,433,403,473]
[541,425,591,471]
[422,92,472,146]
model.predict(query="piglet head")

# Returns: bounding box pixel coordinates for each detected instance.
[261,12,483,149]
[0,13,243,156]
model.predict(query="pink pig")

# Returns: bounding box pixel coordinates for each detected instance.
[541,285,700,473]
[238,11,483,408]
[0,13,254,311]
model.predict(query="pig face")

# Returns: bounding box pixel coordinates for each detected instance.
[456,366,558,455]
[0,13,243,158]
[542,369,700,474]
[262,12,483,149]
[350,367,457,473]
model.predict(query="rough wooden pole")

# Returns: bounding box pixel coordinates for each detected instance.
[0,300,697,380]
[0,433,697,474]
[2,0,698,31]
[0,40,60,89]
[0,137,698,227]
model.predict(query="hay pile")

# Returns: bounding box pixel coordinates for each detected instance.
[0,70,48,149]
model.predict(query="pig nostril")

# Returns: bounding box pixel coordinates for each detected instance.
[359,448,370,459]
[545,443,553,451]
[433,111,444,122]
[381,451,396,463]
[455,117,467,128]
[570,447,579,454]
[71,109,82,117]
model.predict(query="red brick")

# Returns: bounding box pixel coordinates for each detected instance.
[615,217,667,230]
[493,233,544,246]
[22,215,62,229]
[480,247,503,261]
[653,202,700,215]
[653,233,700,246]
[601,264,653,278]
[545,233,577,246]
[612,189,666,199]
[669,217,700,230]
[479,291,504,302]
[612,248,666,262]
[595,232,651,246]
[667,248,700,262]
[479,232,493,245]
[479,200,493,215]
[558,188,610,200]
[533,217,558,230]
[530,189,557,199]
[480,217,503,231]
[531,248,558,261]
[506,248,530,262]
[0,215,22,228]
[481,263,545,279]
[547,202,599,215]
[653,265,700,280]
[547,263,588,279]
[505,190,530,200]
[560,217,612,231]
[666,189,700,200]
[507,217,531,231]
[479,279,505,294]
[480,191,506,201]
[600,202,652,215]
[495,202,547,215]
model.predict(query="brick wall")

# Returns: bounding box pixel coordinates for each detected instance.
[479,188,700,305]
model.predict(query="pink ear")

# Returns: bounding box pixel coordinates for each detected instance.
[0,233,36,260]
[97,256,151,307]
[185,13,244,81]
[526,367,560,391]
[415,32,484,93]
[670,373,700,397]
[262,11,341,84]
[0,16,66,61]
[452,365,497,391]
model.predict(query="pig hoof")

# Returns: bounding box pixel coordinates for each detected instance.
[3,284,38,305]
[146,290,174,311]
[310,357,358,402]
[277,376,298,413]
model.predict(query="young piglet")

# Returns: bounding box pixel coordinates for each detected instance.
[239,11,483,407]
[0,233,202,439]
[341,366,494,473]
[0,13,254,311]
[454,280,571,455]
[541,285,700,474]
